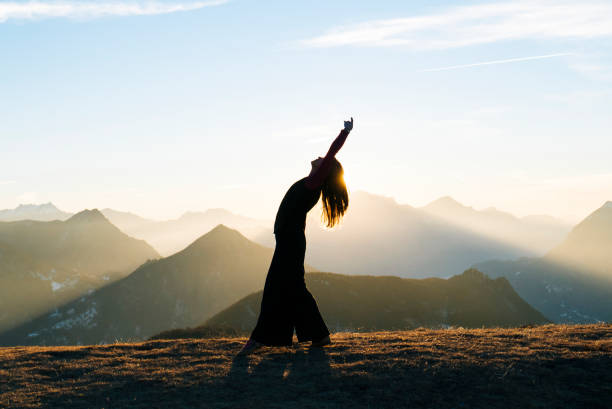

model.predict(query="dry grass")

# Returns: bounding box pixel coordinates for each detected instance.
[1,324,611,409]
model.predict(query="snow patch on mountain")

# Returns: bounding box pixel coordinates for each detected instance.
[32,272,52,281]
[52,303,98,330]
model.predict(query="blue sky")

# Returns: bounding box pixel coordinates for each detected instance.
[1,0,612,221]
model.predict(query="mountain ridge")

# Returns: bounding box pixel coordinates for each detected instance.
[1,227,546,346]
[0,225,277,346]
[0,212,159,332]
[546,200,612,277]
[267,191,571,279]
[474,200,612,323]
[0,202,72,222]
[204,268,548,334]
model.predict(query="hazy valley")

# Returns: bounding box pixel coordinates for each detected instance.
[474,201,612,323]
[291,192,571,278]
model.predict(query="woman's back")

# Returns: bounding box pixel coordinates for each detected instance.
[273,177,321,234]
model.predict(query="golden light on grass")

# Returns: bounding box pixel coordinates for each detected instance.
[1,324,610,408]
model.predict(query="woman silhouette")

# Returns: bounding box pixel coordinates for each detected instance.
[240,118,353,354]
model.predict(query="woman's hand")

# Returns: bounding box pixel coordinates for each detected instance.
[344,117,354,132]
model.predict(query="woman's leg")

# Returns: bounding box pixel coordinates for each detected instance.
[293,276,330,343]
[250,272,293,345]
[249,235,299,346]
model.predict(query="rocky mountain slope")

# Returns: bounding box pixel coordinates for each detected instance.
[0,210,159,332]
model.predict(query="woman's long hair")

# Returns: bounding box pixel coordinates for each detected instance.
[321,158,349,228]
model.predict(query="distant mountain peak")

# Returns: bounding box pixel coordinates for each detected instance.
[179,211,203,219]
[67,209,108,224]
[8,202,61,214]
[545,200,612,275]
[204,208,234,217]
[15,202,58,210]
[181,224,252,254]
[0,202,72,222]
[204,224,244,239]
[425,196,467,210]
[460,268,486,279]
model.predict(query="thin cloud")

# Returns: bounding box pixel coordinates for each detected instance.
[303,1,612,49]
[0,180,17,185]
[0,1,227,23]
[420,53,572,72]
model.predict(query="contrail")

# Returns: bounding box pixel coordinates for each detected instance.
[420,53,572,72]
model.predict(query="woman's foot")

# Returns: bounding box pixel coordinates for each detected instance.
[310,335,331,348]
[238,339,264,355]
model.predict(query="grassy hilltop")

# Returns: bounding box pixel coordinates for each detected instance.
[1,324,610,409]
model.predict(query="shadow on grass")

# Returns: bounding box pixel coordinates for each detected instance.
[31,347,334,408]
[227,346,332,384]
[20,333,612,409]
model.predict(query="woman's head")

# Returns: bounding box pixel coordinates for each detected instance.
[321,158,349,228]
[311,157,324,172]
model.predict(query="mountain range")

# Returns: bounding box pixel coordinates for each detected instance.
[474,201,612,323]
[0,210,159,332]
[100,208,269,256]
[0,203,72,222]
[0,226,278,346]
[255,191,570,278]
[0,203,269,256]
[0,227,549,346]
[204,268,549,333]
[0,196,571,279]
[422,196,570,255]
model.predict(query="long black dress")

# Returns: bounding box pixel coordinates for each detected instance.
[249,177,330,346]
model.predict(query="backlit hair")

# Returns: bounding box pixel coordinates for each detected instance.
[321,159,349,228]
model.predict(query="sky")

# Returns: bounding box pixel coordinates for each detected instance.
[1,0,612,222]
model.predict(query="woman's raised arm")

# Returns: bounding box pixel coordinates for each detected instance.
[305,117,353,190]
